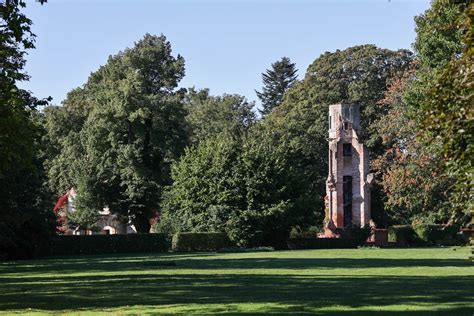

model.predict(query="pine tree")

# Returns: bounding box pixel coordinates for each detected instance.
[256,57,298,117]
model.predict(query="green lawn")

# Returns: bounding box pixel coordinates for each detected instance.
[0,247,473,315]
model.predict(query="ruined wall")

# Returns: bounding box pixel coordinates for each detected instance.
[325,103,371,231]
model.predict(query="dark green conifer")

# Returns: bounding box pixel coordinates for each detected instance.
[256,57,298,117]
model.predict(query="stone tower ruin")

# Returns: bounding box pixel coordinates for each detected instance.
[325,103,372,235]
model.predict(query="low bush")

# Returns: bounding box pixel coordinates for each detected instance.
[172,232,233,252]
[343,225,373,246]
[289,226,320,238]
[388,225,419,245]
[50,233,169,255]
[413,224,466,246]
[413,224,443,244]
[287,237,358,249]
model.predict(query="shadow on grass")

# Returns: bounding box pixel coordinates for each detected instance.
[1,256,471,275]
[0,274,473,314]
[0,254,473,315]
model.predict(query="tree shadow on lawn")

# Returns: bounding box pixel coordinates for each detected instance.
[0,252,215,275]
[1,256,472,275]
[170,257,473,270]
[1,254,473,314]
[0,266,473,314]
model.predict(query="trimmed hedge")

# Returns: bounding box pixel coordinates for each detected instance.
[287,238,358,249]
[172,232,232,252]
[50,233,169,255]
[413,224,466,246]
[343,225,372,245]
[387,224,466,246]
[413,224,444,244]
[388,225,419,245]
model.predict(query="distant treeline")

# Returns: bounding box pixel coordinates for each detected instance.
[0,0,471,259]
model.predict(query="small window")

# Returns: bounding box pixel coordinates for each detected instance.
[343,143,352,156]
[343,122,349,130]
[329,116,332,129]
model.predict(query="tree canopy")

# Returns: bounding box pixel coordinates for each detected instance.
[0,0,54,259]
[45,34,187,232]
[2,0,472,252]
[159,126,317,248]
[158,44,416,243]
[371,0,472,225]
[256,57,298,117]
[184,88,256,145]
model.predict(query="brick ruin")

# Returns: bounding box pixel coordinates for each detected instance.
[324,103,373,237]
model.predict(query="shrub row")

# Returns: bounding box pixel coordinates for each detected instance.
[172,232,233,252]
[388,225,420,246]
[414,224,468,245]
[49,232,233,255]
[287,237,358,249]
[48,225,468,257]
[50,233,169,255]
[388,224,468,246]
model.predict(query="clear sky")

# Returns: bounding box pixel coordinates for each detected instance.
[20,0,431,107]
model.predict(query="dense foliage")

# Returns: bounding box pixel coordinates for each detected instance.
[68,177,100,231]
[0,0,54,259]
[256,57,298,117]
[184,88,256,145]
[420,2,473,218]
[158,129,317,248]
[1,0,471,255]
[50,234,169,255]
[171,232,232,252]
[261,45,413,228]
[412,224,465,246]
[44,34,187,233]
[372,0,472,226]
[387,225,419,246]
[371,66,454,225]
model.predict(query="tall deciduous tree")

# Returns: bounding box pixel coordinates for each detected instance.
[372,65,454,225]
[413,0,465,69]
[0,0,54,259]
[43,88,91,195]
[68,177,101,232]
[159,126,317,248]
[185,88,256,145]
[256,57,298,117]
[420,1,472,220]
[1,0,37,172]
[372,0,471,226]
[45,34,187,233]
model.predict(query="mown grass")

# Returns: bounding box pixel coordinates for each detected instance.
[0,247,472,315]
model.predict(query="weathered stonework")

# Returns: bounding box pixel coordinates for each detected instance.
[325,103,372,235]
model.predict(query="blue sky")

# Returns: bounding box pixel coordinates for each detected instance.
[20,0,431,107]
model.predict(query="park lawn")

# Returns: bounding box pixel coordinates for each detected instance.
[0,247,472,315]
